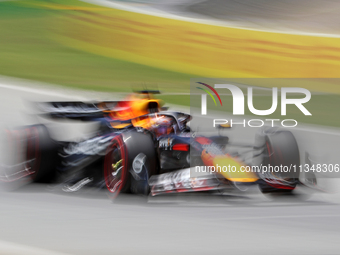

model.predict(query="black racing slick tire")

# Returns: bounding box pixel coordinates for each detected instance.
[256,129,300,194]
[104,131,156,199]
[3,125,58,183]
[27,125,58,183]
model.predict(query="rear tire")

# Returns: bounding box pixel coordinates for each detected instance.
[104,131,156,199]
[2,125,58,183]
[26,125,58,183]
[104,135,129,198]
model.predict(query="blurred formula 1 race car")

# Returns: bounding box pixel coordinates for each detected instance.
[1,91,314,198]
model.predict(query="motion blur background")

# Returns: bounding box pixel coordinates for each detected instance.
[1,0,340,254]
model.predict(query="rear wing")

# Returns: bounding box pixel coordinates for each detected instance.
[35,101,120,121]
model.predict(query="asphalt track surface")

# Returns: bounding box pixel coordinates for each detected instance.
[1,79,340,254]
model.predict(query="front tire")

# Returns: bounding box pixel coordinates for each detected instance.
[256,130,300,194]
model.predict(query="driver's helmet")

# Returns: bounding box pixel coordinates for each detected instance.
[150,115,175,137]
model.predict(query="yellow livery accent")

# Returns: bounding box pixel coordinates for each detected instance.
[213,156,258,182]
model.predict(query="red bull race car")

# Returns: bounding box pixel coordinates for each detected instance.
[1,91,316,199]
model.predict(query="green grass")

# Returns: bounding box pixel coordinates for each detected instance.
[0,0,192,93]
[0,0,339,128]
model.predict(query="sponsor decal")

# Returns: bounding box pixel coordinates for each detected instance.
[149,168,220,196]
[159,137,174,150]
